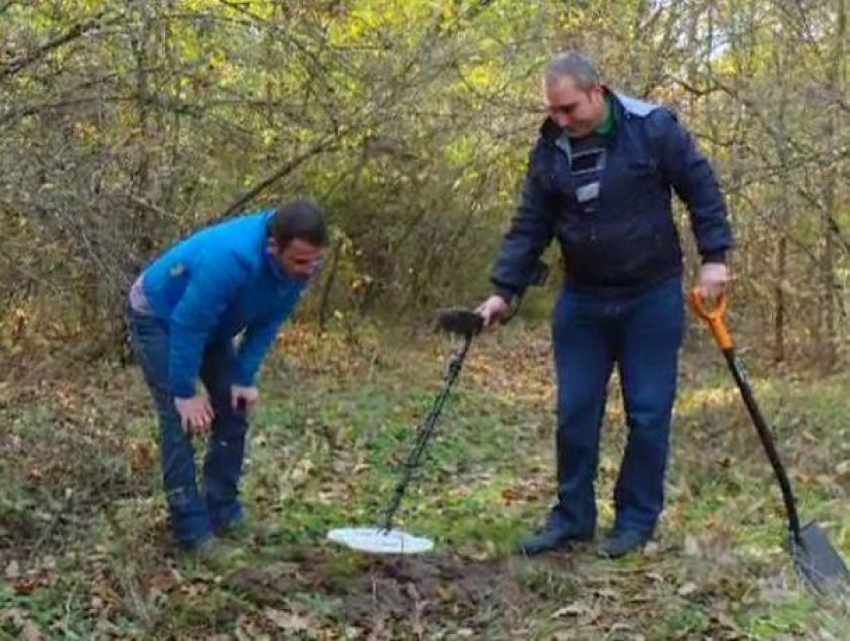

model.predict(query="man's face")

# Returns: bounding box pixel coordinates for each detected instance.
[544,76,607,138]
[269,237,326,278]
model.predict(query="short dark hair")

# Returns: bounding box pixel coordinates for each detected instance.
[545,51,600,91]
[269,198,329,248]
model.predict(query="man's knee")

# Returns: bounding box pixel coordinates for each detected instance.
[557,405,603,449]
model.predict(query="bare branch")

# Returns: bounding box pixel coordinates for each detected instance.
[222,138,340,216]
[0,12,115,82]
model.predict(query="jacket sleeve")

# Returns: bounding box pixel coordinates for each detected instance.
[168,251,246,398]
[657,110,733,263]
[234,293,301,387]
[490,158,556,300]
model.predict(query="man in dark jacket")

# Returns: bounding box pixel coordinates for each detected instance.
[477,52,733,558]
[127,199,328,557]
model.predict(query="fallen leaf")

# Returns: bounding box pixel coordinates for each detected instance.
[147,570,178,595]
[678,582,699,596]
[551,602,587,618]
[714,611,738,630]
[3,608,43,641]
[22,621,44,641]
[5,560,20,579]
[263,607,310,632]
[642,541,661,557]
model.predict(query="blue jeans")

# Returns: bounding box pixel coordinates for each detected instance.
[127,307,247,550]
[549,277,685,537]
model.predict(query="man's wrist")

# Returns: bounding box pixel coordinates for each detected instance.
[494,287,517,305]
[701,252,726,265]
[172,383,197,399]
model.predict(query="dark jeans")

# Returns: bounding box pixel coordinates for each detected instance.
[127,307,247,550]
[549,277,685,537]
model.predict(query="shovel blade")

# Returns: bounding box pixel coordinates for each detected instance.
[790,522,850,596]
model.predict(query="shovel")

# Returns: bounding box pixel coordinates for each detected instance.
[690,289,849,596]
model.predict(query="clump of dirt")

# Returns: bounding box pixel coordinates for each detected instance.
[227,551,541,635]
[337,555,526,626]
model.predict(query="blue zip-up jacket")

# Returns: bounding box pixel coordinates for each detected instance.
[491,91,733,298]
[140,211,308,398]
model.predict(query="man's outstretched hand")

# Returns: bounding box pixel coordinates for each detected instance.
[475,295,510,327]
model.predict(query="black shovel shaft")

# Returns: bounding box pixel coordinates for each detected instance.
[722,348,802,541]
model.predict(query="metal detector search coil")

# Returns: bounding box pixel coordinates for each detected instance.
[327,527,434,555]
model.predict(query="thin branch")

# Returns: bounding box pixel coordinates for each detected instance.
[0,12,115,82]
[0,243,67,297]
[222,138,340,216]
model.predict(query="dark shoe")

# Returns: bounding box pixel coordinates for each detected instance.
[216,519,271,544]
[182,537,246,571]
[517,526,593,556]
[596,530,651,559]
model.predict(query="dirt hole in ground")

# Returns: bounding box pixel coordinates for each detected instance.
[226,550,584,629]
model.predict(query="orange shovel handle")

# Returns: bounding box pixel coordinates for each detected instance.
[689,289,733,351]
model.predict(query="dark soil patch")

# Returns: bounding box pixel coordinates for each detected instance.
[227,550,549,635]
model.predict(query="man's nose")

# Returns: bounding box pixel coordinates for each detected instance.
[554,113,573,128]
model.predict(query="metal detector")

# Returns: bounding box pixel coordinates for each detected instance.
[327,262,548,555]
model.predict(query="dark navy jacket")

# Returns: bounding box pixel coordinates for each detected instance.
[491,91,733,298]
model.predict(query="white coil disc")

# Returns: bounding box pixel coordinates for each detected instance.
[327,527,434,555]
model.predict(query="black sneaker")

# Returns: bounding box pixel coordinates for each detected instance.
[181,537,247,571]
[595,530,651,559]
[215,519,277,545]
[517,526,593,556]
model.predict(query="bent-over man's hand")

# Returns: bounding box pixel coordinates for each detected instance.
[174,394,214,437]
[231,385,259,413]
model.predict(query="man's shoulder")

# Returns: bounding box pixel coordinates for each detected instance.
[171,216,264,284]
[204,213,267,251]
[612,92,685,143]
[612,91,662,118]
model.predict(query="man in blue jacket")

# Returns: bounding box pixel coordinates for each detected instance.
[127,199,328,555]
[477,52,733,558]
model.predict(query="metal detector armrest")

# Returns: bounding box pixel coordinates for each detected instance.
[437,309,484,337]
[437,260,550,336]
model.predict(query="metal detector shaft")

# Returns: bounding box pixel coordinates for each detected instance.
[378,259,549,533]
[380,332,474,531]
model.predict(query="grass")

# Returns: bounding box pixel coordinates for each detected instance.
[1,319,848,639]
